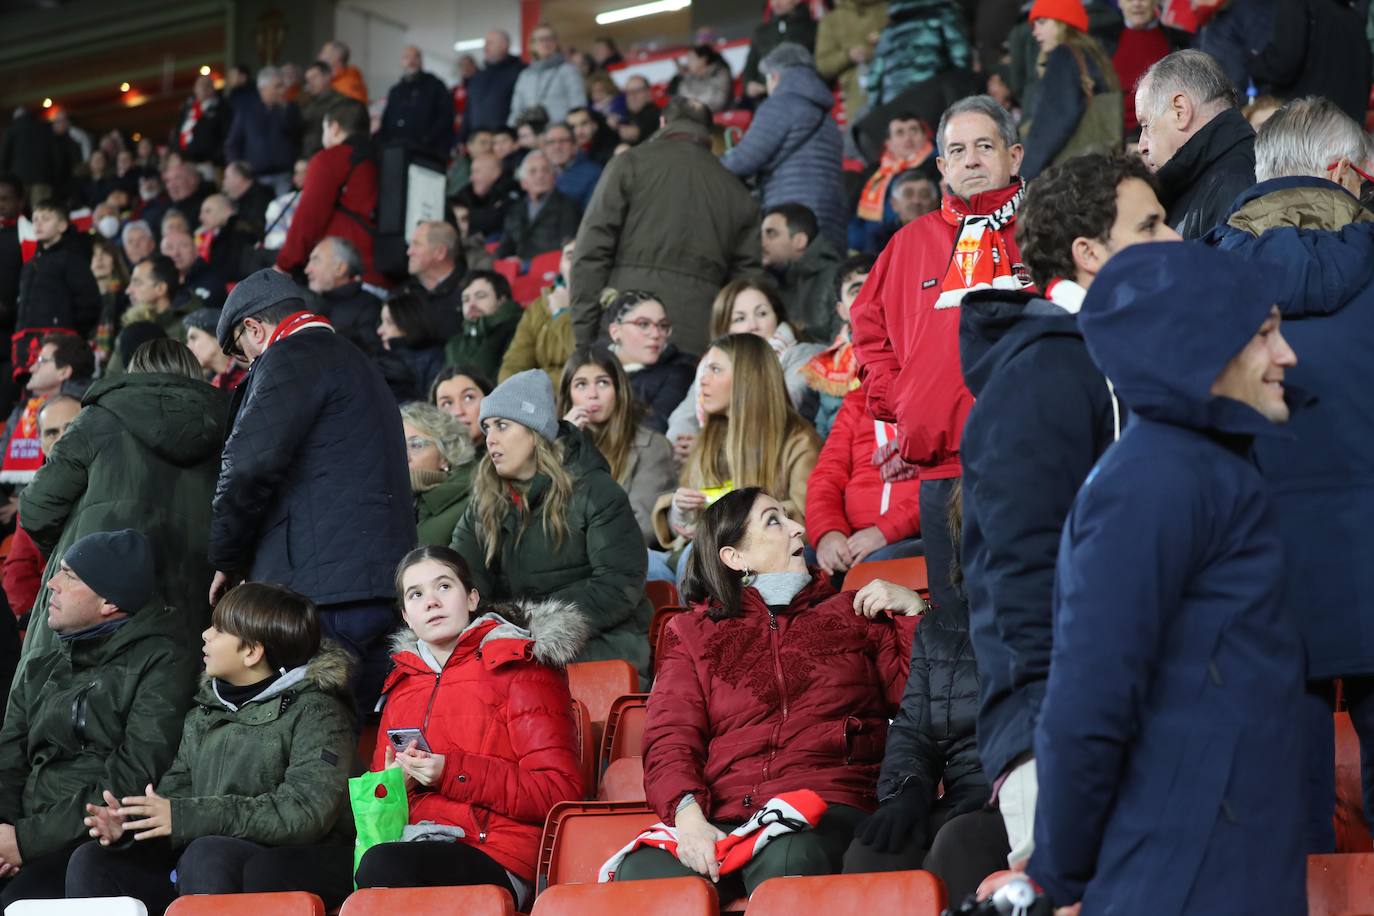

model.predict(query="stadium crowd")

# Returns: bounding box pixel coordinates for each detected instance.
[0,0,1373,912]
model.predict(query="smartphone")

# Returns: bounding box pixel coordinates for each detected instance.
[386,728,432,754]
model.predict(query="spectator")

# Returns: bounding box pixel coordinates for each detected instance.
[567,105,619,165]
[183,307,245,391]
[1136,49,1255,239]
[1019,0,1123,180]
[499,238,577,384]
[162,158,211,230]
[654,334,821,567]
[723,45,847,251]
[587,73,624,125]
[624,487,913,890]
[1206,96,1374,851]
[197,193,255,283]
[356,546,582,910]
[443,269,526,395]
[381,45,456,160]
[400,403,477,546]
[0,175,18,335]
[617,76,663,146]
[404,219,466,339]
[741,0,819,103]
[1107,0,1191,136]
[209,269,416,717]
[65,582,356,911]
[801,254,875,436]
[573,98,762,355]
[496,151,581,260]
[853,113,938,252]
[47,112,82,205]
[319,39,369,103]
[120,220,156,265]
[960,152,1178,869]
[0,331,91,487]
[376,290,448,402]
[299,61,344,159]
[559,345,676,545]
[674,45,734,113]
[450,369,652,672]
[90,236,131,366]
[1030,243,1306,914]
[120,255,190,350]
[453,152,521,242]
[509,25,587,127]
[224,67,303,197]
[1251,0,1371,123]
[851,94,1034,619]
[262,159,310,250]
[1194,0,1275,99]
[592,36,624,70]
[77,149,118,209]
[450,201,495,272]
[431,364,493,445]
[162,229,225,312]
[761,202,843,341]
[461,31,526,141]
[221,160,275,237]
[276,100,381,284]
[815,0,889,121]
[172,74,229,165]
[304,236,383,354]
[223,64,256,118]
[865,0,972,107]
[0,108,56,201]
[0,530,192,906]
[604,289,697,434]
[543,121,603,210]
[14,202,101,369]
[1243,93,1282,131]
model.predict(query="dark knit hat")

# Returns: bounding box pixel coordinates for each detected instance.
[216,268,306,353]
[64,529,156,612]
[115,321,168,368]
[183,306,222,335]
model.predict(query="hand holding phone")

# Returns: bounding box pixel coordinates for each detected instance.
[386,728,432,754]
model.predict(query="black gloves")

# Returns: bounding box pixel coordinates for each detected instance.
[854,786,930,854]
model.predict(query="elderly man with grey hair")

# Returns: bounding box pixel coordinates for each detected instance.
[1135,48,1255,240]
[119,220,156,265]
[721,43,845,249]
[496,150,581,261]
[224,65,302,196]
[1205,94,1374,856]
[304,236,383,354]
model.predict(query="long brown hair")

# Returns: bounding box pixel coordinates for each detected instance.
[1038,24,1120,95]
[687,334,812,498]
[558,345,645,485]
[681,486,764,620]
[709,276,789,340]
[471,431,574,565]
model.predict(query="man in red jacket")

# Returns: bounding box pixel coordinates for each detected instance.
[850,94,1033,615]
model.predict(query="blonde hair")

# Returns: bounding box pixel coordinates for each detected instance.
[471,432,574,565]
[400,401,475,469]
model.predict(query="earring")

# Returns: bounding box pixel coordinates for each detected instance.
[741,565,753,587]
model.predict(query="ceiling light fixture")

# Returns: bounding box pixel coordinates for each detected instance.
[595,0,690,26]
[199,65,211,76]
[120,82,131,92]
[453,38,484,52]
[41,98,52,109]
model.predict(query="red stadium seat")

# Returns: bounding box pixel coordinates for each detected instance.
[568,661,640,728]
[600,693,649,769]
[844,556,930,596]
[571,698,595,799]
[1334,711,1372,852]
[1308,853,1374,915]
[531,876,717,914]
[597,756,647,802]
[492,258,520,283]
[537,801,661,891]
[166,892,325,916]
[743,871,946,915]
[527,248,562,286]
[649,606,686,674]
[645,580,680,611]
[339,886,515,915]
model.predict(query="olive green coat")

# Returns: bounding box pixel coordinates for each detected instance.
[497,292,575,385]
[815,0,889,121]
[158,643,356,847]
[451,423,651,674]
[0,605,194,859]
[416,461,476,547]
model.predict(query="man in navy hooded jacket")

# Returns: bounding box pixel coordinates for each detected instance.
[1030,243,1306,914]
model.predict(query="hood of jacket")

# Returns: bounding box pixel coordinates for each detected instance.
[1220,176,1373,236]
[1157,107,1255,204]
[959,289,1083,397]
[197,639,354,713]
[81,371,228,465]
[773,66,838,114]
[1079,242,1296,437]
[389,597,588,670]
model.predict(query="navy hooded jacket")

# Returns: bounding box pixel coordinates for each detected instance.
[1207,176,1374,679]
[958,286,1121,784]
[1029,243,1306,914]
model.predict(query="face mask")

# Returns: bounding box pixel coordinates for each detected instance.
[140,186,159,202]
[97,215,120,239]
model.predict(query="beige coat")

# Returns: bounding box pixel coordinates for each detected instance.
[623,426,677,546]
[815,0,889,122]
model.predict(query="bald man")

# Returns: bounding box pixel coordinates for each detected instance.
[460,30,526,141]
[380,45,455,158]
[403,220,465,338]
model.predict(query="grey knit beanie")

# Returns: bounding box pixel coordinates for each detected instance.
[478,369,559,441]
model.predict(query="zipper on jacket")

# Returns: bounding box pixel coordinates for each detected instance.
[757,610,790,796]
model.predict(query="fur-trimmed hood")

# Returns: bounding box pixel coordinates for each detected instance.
[197,639,355,710]
[389,598,588,669]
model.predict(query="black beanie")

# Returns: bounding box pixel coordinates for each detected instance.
[64,529,156,613]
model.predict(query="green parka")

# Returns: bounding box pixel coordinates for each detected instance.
[443,297,525,382]
[451,423,651,674]
[157,642,356,847]
[0,605,193,860]
[415,460,476,547]
[19,372,228,659]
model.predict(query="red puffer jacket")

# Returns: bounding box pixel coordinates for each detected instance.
[642,575,913,825]
[372,602,586,879]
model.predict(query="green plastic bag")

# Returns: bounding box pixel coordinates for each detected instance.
[349,768,409,885]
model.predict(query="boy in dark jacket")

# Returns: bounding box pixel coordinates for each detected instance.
[13,203,100,372]
[69,582,356,911]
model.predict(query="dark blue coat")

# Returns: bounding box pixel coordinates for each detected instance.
[1208,176,1374,679]
[380,71,455,159]
[209,328,417,605]
[225,96,302,176]
[555,153,603,211]
[958,288,1120,784]
[460,55,525,140]
[1029,244,1306,914]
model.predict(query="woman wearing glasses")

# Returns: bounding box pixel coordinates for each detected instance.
[605,290,697,434]
[399,402,479,547]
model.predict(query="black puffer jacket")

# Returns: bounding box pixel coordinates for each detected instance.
[210,327,417,604]
[875,598,988,814]
[16,230,100,336]
[627,344,697,434]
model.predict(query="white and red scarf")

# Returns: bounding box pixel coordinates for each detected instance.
[263,310,334,353]
[935,181,1031,310]
[597,790,828,883]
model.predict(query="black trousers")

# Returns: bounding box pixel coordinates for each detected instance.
[919,478,968,615]
[65,836,355,911]
[355,840,516,903]
[844,807,1010,905]
[0,842,79,908]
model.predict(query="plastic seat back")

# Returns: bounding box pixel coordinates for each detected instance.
[571,698,595,799]
[645,580,680,611]
[744,871,946,915]
[649,606,685,674]
[567,660,640,727]
[538,801,661,892]
[166,892,325,916]
[600,693,649,769]
[844,556,929,596]
[531,876,717,915]
[597,756,646,802]
[339,885,515,915]
[1309,853,1374,915]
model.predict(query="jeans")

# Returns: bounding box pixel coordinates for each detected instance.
[647,549,677,584]
[320,599,399,726]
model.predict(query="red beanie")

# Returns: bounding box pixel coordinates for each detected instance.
[1028,0,1089,32]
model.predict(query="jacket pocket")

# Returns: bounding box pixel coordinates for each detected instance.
[841,716,885,766]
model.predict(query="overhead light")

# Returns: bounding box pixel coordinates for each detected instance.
[120,82,131,92]
[132,132,142,142]
[453,38,484,52]
[199,65,211,76]
[41,98,52,109]
[595,0,690,25]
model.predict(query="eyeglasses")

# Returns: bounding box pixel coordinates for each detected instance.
[32,354,54,367]
[406,436,437,452]
[230,323,248,357]
[619,318,673,335]
[1327,158,1374,185]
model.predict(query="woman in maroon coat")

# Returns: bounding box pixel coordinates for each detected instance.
[622,486,923,894]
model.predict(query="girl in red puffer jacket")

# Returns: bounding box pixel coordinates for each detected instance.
[357,545,586,910]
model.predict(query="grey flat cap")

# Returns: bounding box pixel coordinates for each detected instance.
[216,268,307,353]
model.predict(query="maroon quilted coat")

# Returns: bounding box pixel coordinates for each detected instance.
[642,575,913,825]
[373,602,586,879]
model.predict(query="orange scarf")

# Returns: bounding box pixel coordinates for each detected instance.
[857,142,934,221]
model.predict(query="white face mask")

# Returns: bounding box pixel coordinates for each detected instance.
[97,215,120,239]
